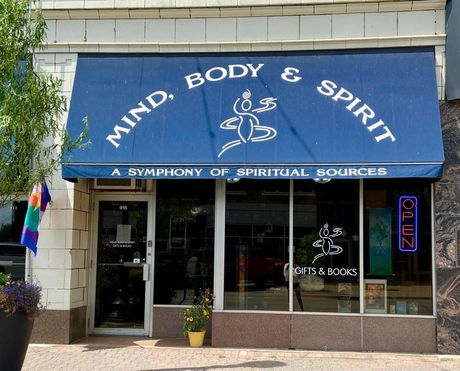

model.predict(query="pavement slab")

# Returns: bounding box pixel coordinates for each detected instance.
[22,337,460,371]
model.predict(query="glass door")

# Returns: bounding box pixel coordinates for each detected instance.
[92,195,152,335]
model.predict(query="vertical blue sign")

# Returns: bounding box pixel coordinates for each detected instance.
[398,196,418,252]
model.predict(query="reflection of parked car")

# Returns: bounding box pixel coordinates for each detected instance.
[225,245,285,290]
[0,243,26,280]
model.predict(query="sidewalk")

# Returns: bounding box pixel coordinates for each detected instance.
[23,337,460,371]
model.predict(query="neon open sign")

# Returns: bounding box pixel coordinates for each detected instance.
[398,196,418,252]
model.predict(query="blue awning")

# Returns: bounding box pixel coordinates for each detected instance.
[63,48,444,180]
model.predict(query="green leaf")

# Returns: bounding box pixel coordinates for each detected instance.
[0,0,86,207]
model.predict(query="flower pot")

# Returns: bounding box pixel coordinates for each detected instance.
[187,331,206,348]
[0,311,35,371]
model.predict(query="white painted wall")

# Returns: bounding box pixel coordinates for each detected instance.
[45,9,445,44]
[42,3,446,96]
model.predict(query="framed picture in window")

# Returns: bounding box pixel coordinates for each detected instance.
[364,279,387,314]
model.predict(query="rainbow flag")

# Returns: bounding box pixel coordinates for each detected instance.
[20,182,51,255]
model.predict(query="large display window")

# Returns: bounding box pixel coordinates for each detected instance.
[221,179,433,316]
[154,180,215,305]
[224,180,289,311]
[293,180,359,313]
[151,178,434,316]
[363,179,433,315]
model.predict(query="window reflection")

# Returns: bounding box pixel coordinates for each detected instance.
[154,180,215,305]
[224,180,289,311]
[0,201,27,280]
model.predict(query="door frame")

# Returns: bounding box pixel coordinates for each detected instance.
[88,192,155,336]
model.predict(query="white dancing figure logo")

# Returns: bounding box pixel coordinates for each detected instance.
[312,223,343,263]
[218,90,277,158]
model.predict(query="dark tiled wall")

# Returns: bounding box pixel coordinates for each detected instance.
[436,100,460,354]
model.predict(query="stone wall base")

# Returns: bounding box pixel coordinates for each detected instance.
[30,306,87,344]
[211,312,436,353]
[152,306,212,340]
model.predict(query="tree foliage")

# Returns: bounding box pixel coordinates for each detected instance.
[0,0,84,207]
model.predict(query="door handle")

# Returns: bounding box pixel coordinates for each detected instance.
[143,263,150,281]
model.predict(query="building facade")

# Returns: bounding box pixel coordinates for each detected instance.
[0,0,458,354]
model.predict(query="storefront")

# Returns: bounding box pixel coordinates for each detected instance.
[59,48,444,352]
